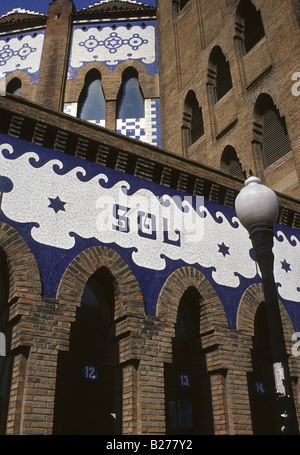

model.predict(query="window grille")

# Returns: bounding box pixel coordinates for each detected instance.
[221,146,245,179]
[228,158,245,179]
[262,108,291,167]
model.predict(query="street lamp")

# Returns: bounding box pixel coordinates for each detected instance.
[235,176,299,435]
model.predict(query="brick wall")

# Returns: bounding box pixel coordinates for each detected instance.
[157,0,300,198]
[1,0,300,436]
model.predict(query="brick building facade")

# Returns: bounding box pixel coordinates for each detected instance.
[157,0,300,199]
[0,0,300,436]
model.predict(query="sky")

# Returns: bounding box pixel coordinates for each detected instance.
[0,0,156,18]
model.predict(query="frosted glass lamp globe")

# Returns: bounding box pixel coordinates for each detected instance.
[235,176,279,231]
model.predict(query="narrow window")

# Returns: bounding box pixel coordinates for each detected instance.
[189,94,204,144]
[209,47,233,102]
[292,0,300,26]
[182,91,204,152]
[173,0,190,13]
[221,146,245,179]
[78,70,106,122]
[6,78,21,96]
[237,0,265,53]
[117,68,144,119]
[255,94,291,168]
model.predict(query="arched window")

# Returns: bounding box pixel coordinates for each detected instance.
[292,0,300,26]
[255,94,291,168]
[6,78,21,96]
[173,0,190,13]
[0,249,12,435]
[117,68,144,119]
[247,302,278,434]
[164,287,214,435]
[183,91,204,148]
[208,47,233,102]
[53,267,121,435]
[221,146,245,179]
[237,0,265,53]
[77,69,106,122]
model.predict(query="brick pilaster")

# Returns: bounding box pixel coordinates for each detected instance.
[35,0,75,111]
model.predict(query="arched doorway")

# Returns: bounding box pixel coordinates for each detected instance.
[247,301,278,434]
[0,248,12,434]
[53,267,121,434]
[164,286,214,434]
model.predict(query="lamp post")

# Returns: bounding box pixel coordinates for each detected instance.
[235,176,299,435]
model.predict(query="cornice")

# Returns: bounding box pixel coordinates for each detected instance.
[74,1,156,20]
[0,13,47,33]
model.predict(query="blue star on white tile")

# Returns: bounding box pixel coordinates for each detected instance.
[48,196,66,213]
[218,242,230,257]
[281,259,291,273]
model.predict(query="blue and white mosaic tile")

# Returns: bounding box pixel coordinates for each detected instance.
[68,21,158,78]
[63,102,106,127]
[63,102,78,117]
[1,134,300,329]
[116,98,161,147]
[64,99,160,146]
[0,30,45,83]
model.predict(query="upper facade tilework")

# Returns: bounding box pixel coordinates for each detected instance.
[0,29,45,83]
[68,19,157,78]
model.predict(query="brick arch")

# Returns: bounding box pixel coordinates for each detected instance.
[56,245,145,319]
[112,60,158,100]
[236,282,295,343]
[253,92,281,120]
[4,70,34,101]
[156,266,228,331]
[67,62,112,101]
[236,0,263,20]
[0,222,41,300]
[112,59,150,79]
[156,267,231,435]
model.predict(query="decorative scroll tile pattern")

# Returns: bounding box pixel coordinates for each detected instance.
[0,30,45,83]
[68,22,157,78]
[1,135,300,321]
